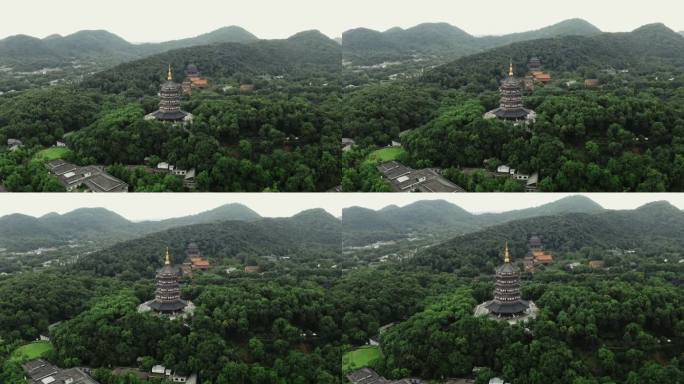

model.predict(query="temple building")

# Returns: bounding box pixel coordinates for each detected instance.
[528,56,542,72]
[181,242,210,277]
[181,64,209,95]
[484,61,536,123]
[529,235,553,264]
[145,66,193,123]
[138,248,195,318]
[474,242,538,324]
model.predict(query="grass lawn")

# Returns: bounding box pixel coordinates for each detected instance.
[10,341,54,362]
[33,147,72,162]
[342,345,381,373]
[364,147,406,165]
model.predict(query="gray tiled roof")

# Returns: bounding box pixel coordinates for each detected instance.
[85,173,127,192]
[376,162,464,193]
[22,359,99,384]
[45,162,127,193]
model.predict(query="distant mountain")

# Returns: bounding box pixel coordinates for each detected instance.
[0,208,139,252]
[0,204,261,252]
[140,203,261,231]
[343,196,605,246]
[139,26,258,54]
[476,195,604,225]
[48,30,141,60]
[425,23,684,89]
[84,30,342,94]
[477,18,601,48]
[342,18,602,65]
[680,31,684,37]
[0,214,62,251]
[0,35,64,69]
[410,200,684,273]
[0,26,260,70]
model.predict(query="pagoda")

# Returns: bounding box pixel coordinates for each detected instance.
[474,242,538,323]
[483,61,536,123]
[138,248,195,317]
[527,56,542,72]
[145,65,193,123]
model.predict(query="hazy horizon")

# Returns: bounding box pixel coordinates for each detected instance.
[0,194,683,222]
[1,0,682,42]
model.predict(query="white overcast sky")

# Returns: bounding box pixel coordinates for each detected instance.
[0,194,682,222]
[1,0,682,42]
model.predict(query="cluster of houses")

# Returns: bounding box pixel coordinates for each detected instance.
[22,359,98,384]
[149,365,197,383]
[22,359,198,384]
[46,159,128,193]
[346,368,424,384]
[495,165,538,192]
[156,162,196,189]
[346,368,508,384]
[377,161,465,193]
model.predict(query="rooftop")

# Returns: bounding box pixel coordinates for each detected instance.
[376,161,464,193]
[46,161,127,193]
[22,359,99,384]
[346,368,425,384]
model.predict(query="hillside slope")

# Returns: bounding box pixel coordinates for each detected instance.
[424,23,684,89]
[74,209,342,278]
[410,201,684,273]
[83,30,342,94]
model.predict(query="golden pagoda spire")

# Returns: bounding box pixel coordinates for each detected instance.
[504,242,510,263]
[508,60,514,77]
[167,65,173,81]
[165,247,171,265]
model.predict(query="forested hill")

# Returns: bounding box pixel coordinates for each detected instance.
[410,201,684,273]
[73,209,342,279]
[343,195,605,246]
[424,23,684,89]
[342,18,601,65]
[0,204,261,251]
[0,26,258,70]
[136,26,258,55]
[83,30,342,95]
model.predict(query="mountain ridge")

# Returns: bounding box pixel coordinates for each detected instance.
[343,196,605,246]
[0,204,262,252]
[342,18,603,64]
[0,26,261,70]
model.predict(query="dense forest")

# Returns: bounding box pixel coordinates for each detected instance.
[1,202,683,383]
[341,24,684,192]
[0,30,342,192]
[3,22,684,191]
